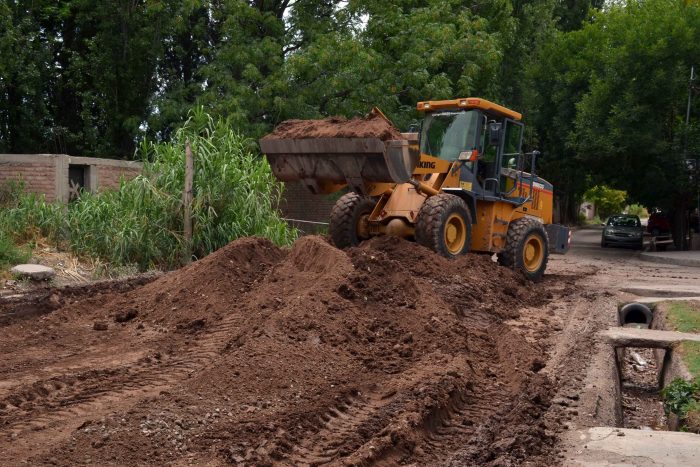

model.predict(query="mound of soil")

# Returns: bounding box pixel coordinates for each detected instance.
[263,113,403,141]
[0,235,560,466]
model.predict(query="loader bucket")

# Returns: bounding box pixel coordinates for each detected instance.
[260,135,419,196]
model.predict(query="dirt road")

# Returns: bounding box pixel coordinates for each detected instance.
[1,229,698,466]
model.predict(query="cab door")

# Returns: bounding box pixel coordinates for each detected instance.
[499,119,524,195]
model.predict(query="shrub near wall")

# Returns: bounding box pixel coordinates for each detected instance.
[1,109,297,270]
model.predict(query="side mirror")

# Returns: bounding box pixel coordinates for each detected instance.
[488,122,502,146]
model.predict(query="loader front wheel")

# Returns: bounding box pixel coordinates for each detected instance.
[330,192,376,249]
[415,194,472,258]
[498,217,549,281]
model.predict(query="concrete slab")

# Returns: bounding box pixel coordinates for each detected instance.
[9,264,55,280]
[640,251,700,267]
[621,284,700,297]
[599,327,700,348]
[565,427,700,466]
[630,296,700,304]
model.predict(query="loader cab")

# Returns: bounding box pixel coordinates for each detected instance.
[418,109,481,167]
[416,98,525,200]
[478,117,524,197]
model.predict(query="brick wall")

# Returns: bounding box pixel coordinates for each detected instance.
[0,157,58,200]
[97,165,141,190]
[278,182,342,233]
[2,154,341,233]
[0,154,142,202]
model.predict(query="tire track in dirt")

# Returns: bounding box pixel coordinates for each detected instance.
[1,236,563,465]
[0,259,281,462]
[1,312,245,434]
[0,310,258,463]
[284,390,389,465]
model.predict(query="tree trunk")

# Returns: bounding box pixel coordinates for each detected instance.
[671,201,688,250]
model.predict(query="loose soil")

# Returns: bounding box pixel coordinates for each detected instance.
[0,235,578,466]
[619,347,667,430]
[263,114,403,141]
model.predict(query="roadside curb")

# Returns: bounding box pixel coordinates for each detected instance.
[639,252,700,268]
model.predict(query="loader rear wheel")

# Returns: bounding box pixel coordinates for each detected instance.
[415,194,472,258]
[330,192,376,249]
[498,217,549,281]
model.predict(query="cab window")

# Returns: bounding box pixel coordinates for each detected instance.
[501,121,523,170]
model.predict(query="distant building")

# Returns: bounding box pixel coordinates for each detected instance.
[580,202,595,220]
[0,154,142,202]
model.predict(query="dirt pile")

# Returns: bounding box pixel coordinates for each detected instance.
[0,235,560,465]
[263,113,403,141]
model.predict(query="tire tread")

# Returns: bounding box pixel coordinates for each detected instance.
[415,194,472,257]
[498,217,549,280]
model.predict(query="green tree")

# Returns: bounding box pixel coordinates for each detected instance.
[271,0,508,131]
[583,185,627,219]
[570,0,700,245]
[528,0,700,232]
[0,1,55,153]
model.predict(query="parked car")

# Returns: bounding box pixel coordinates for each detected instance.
[647,211,671,236]
[601,214,644,249]
[648,210,699,235]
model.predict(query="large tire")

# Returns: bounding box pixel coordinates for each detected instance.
[498,217,549,281]
[329,192,376,249]
[415,194,472,258]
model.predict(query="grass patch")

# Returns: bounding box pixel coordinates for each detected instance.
[679,342,700,380]
[665,301,700,379]
[0,230,30,273]
[666,301,700,333]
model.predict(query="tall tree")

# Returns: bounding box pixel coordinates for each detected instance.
[0,1,55,153]
[529,0,700,231]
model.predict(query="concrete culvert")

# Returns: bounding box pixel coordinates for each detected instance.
[619,302,653,328]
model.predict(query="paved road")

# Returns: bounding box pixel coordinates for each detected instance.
[569,225,640,259]
[550,225,700,466]
[551,225,700,292]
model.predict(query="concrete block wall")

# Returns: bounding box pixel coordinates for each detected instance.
[0,154,142,202]
[2,154,336,233]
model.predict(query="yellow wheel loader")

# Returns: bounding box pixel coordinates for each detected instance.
[260,98,571,280]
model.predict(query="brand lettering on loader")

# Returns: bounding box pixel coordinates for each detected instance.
[418,161,436,169]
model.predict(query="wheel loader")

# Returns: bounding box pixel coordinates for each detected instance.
[260,98,571,280]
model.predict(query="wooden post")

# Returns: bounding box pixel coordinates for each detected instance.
[183,140,194,262]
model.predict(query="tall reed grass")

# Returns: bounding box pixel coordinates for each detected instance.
[0,109,296,270]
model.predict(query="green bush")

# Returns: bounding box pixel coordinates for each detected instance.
[0,109,297,270]
[660,378,700,418]
[583,185,627,219]
[626,203,649,218]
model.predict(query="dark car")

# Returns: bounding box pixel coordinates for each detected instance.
[648,210,699,235]
[647,211,671,236]
[601,214,644,249]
